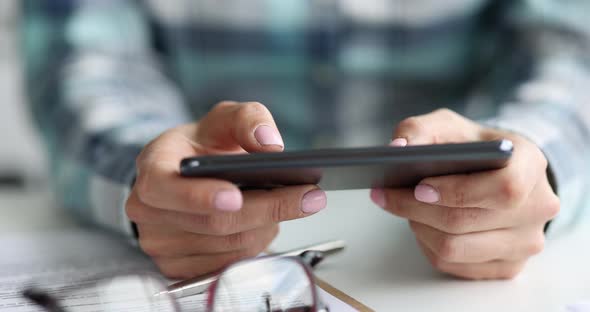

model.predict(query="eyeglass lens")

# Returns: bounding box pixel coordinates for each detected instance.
[210,258,316,312]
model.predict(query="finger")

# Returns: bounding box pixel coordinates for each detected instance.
[197,101,284,153]
[392,109,484,145]
[374,188,522,234]
[212,185,326,234]
[129,185,326,235]
[410,222,545,263]
[527,177,561,224]
[418,241,528,280]
[153,234,273,279]
[133,160,243,214]
[137,224,279,258]
[413,138,542,209]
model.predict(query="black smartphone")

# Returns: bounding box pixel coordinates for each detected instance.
[180,140,513,190]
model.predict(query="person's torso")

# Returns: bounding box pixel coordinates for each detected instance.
[145,0,512,148]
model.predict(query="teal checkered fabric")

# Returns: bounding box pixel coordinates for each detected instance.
[21,0,590,236]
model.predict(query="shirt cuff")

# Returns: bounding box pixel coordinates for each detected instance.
[88,167,137,242]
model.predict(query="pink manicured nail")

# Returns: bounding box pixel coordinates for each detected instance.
[414,184,440,203]
[390,138,408,147]
[301,189,327,214]
[254,125,284,147]
[214,190,243,212]
[370,188,386,208]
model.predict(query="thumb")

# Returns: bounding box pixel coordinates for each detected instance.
[196,101,284,153]
[392,109,483,146]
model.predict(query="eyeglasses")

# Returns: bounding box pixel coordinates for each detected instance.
[22,252,330,312]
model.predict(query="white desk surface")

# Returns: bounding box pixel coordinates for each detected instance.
[2,188,589,312]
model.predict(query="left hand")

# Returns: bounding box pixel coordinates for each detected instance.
[371,109,560,280]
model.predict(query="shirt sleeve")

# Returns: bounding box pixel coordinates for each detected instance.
[485,0,590,235]
[21,1,189,238]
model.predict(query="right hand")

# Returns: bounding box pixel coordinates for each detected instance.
[126,101,327,279]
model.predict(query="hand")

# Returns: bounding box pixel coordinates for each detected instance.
[372,109,560,280]
[126,101,327,279]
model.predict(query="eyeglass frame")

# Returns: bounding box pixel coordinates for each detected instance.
[206,255,329,312]
[22,254,329,312]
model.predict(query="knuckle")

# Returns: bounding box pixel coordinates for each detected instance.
[396,117,425,135]
[135,161,168,206]
[544,195,561,220]
[243,241,269,258]
[244,101,268,113]
[238,102,268,119]
[156,263,188,280]
[386,198,403,216]
[139,238,164,258]
[450,184,468,207]
[125,196,143,223]
[269,196,294,222]
[225,231,253,250]
[435,235,462,262]
[134,137,160,170]
[443,208,472,234]
[536,150,549,171]
[213,101,238,111]
[500,271,520,280]
[528,233,545,256]
[519,137,545,163]
[135,150,148,174]
[499,265,522,280]
[182,213,208,230]
[499,174,526,208]
[134,173,154,205]
[433,108,457,118]
[206,215,238,236]
[429,255,449,273]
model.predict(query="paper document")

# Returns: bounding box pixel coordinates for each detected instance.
[0,229,359,311]
[0,229,198,311]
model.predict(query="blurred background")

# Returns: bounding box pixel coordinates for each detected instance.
[0,1,47,189]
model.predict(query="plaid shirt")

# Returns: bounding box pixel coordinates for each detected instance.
[21,0,590,237]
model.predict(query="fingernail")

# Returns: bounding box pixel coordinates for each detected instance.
[254,125,284,147]
[414,184,440,203]
[301,189,327,214]
[370,188,386,208]
[390,138,408,147]
[214,190,243,212]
